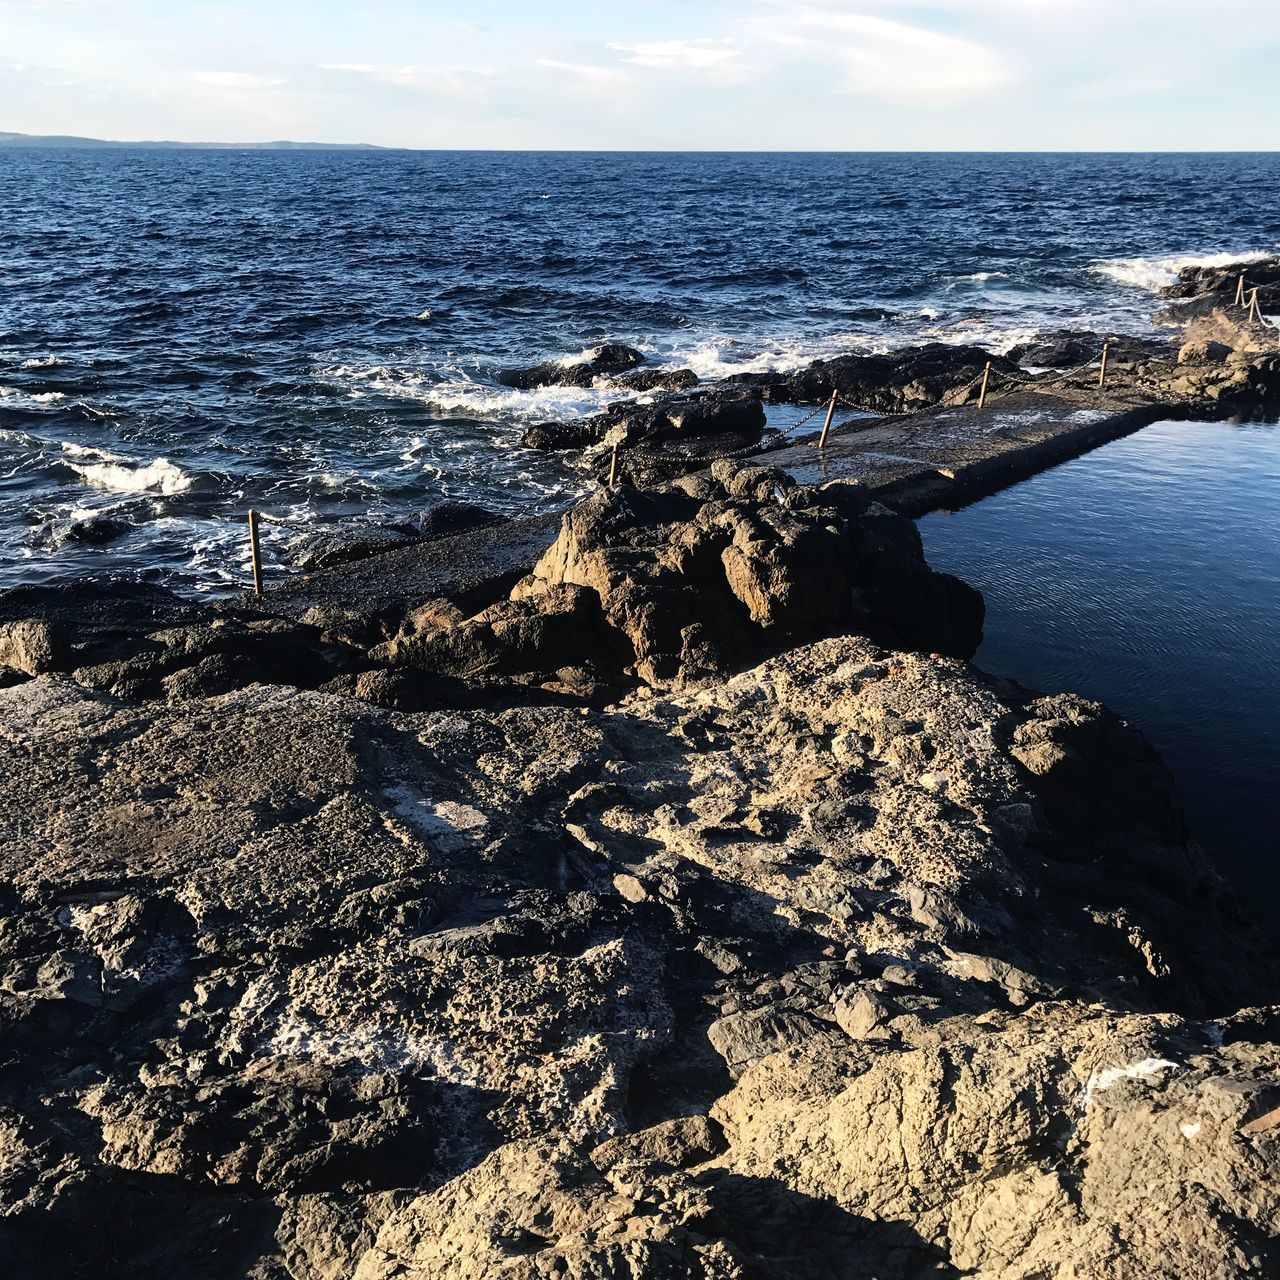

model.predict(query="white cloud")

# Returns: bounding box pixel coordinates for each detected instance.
[536,58,633,86]
[191,71,285,90]
[750,5,1018,103]
[320,63,494,99]
[610,38,742,73]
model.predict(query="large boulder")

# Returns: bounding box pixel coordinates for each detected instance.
[379,463,984,689]
[498,343,646,390]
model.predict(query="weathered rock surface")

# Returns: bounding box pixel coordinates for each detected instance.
[726,343,1023,413]
[499,343,646,390]
[375,462,983,690]
[0,637,1275,1278]
[521,388,767,484]
[1008,331,1172,369]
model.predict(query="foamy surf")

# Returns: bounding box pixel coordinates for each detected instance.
[63,448,194,496]
[319,364,644,421]
[1093,249,1276,293]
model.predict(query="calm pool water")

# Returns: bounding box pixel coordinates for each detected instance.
[919,419,1280,912]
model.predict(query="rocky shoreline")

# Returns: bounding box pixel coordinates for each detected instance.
[1,260,1278,1278]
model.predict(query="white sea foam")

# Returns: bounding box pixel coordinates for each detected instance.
[21,356,67,369]
[65,452,193,495]
[1093,249,1276,293]
[0,385,66,407]
[319,363,637,421]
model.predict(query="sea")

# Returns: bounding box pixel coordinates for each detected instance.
[2,148,1278,591]
[3,148,1279,898]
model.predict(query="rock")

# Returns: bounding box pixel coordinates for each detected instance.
[1008,331,1171,369]
[1176,307,1280,364]
[832,989,893,1040]
[521,388,767,484]
[726,343,1023,414]
[498,467,982,686]
[286,526,420,573]
[413,499,499,539]
[613,367,699,393]
[0,630,1274,1277]
[499,343,645,390]
[0,618,66,675]
[1162,256,1280,305]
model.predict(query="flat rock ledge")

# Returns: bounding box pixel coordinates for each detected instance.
[0,632,1277,1278]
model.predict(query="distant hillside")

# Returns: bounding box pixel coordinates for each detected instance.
[0,131,387,150]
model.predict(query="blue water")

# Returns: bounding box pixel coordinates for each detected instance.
[920,419,1280,908]
[3,149,1280,589]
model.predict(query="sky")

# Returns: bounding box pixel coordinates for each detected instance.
[2,0,1279,150]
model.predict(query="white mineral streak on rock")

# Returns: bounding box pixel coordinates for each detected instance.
[1079,1058,1180,1110]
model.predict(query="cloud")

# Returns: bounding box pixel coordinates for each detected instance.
[191,71,285,90]
[536,58,633,87]
[319,63,494,99]
[609,38,742,73]
[751,5,1018,103]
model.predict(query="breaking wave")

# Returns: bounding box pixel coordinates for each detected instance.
[1093,249,1276,293]
[62,445,194,495]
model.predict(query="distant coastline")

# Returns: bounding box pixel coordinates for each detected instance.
[0,130,386,150]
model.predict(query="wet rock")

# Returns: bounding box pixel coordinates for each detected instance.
[613,366,699,393]
[413,499,500,538]
[726,343,1023,414]
[286,527,421,573]
[522,388,767,483]
[499,343,645,390]
[1008,331,1171,369]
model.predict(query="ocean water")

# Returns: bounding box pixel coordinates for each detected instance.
[3,148,1280,591]
[920,419,1280,910]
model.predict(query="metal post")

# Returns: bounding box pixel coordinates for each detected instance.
[817,391,838,450]
[977,362,992,412]
[247,510,263,597]
[1098,341,1110,390]
[608,442,620,488]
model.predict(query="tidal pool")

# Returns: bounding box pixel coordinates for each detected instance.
[919,418,1280,913]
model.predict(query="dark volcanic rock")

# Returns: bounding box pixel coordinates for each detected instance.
[0,581,338,698]
[1163,256,1280,304]
[727,343,1023,413]
[1008,331,1172,369]
[499,343,645,390]
[1156,257,1280,325]
[613,367,699,393]
[522,388,767,483]
[413,499,500,538]
[286,527,421,573]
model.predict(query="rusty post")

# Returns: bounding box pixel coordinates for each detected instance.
[247,510,263,597]
[817,390,838,449]
[1098,341,1111,390]
[977,362,992,412]
[608,441,620,488]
